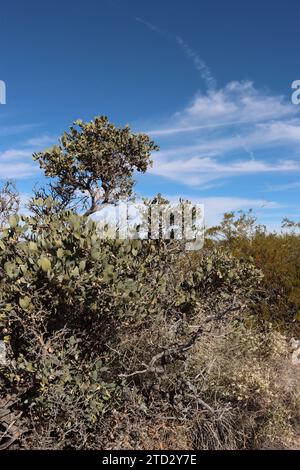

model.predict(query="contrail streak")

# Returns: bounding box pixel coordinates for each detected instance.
[176,36,217,91]
[135,17,217,91]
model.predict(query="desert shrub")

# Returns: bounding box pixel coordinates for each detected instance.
[102,321,298,450]
[0,198,178,447]
[10,332,117,450]
[207,211,300,334]
[1,196,280,449]
[185,324,297,449]
[0,112,299,450]
[0,198,177,342]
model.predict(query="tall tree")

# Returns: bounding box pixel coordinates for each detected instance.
[33,116,158,215]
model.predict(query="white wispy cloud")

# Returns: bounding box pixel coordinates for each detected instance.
[0,134,55,180]
[165,194,283,229]
[154,122,300,160]
[148,81,297,137]
[0,149,33,161]
[0,123,38,137]
[0,148,38,179]
[145,81,300,187]
[150,155,300,187]
[265,181,300,192]
[0,162,38,180]
[202,196,282,227]
[25,135,56,147]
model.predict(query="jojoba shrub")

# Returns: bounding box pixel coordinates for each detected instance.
[0,197,271,449]
[1,113,299,449]
[0,198,172,445]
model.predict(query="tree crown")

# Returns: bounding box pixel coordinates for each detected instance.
[33,116,158,215]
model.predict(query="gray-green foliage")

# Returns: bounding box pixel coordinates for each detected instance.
[0,197,178,443]
[33,116,158,215]
[0,181,20,230]
[0,196,266,448]
[0,112,297,449]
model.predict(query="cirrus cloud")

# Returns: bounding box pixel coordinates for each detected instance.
[145,81,300,188]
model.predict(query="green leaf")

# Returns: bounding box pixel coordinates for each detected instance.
[29,241,38,252]
[72,266,80,277]
[79,260,86,272]
[35,197,44,207]
[20,264,28,274]
[40,257,51,272]
[4,261,17,278]
[26,362,34,372]
[9,214,19,228]
[105,382,116,389]
[91,248,100,260]
[19,296,31,310]
[132,248,138,257]
[57,248,64,259]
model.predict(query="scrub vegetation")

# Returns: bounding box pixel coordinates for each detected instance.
[0,117,299,450]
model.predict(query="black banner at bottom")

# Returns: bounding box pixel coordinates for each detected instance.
[0,449,299,466]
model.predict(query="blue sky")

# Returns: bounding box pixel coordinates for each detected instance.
[1,0,300,228]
